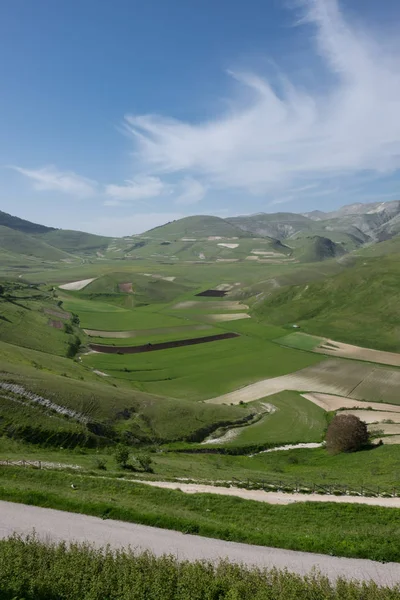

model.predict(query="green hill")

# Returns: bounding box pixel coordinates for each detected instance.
[253,254,400,351]
[0,225,72,261]
[143,215,251,240]
[0,210,55,235]
[39,229,111,254]
[292,236,346,263]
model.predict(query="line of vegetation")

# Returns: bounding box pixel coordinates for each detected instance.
[1,534,399,600]
[1,467,400,562]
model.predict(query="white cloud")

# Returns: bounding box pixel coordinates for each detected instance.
[10,165,97,197]
[174,178,206,205]
[105,176,166,202]
[124,0,400,200]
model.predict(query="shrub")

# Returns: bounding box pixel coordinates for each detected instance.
[326,414,369,454]
[114,444,130,468]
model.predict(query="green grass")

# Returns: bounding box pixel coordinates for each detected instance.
[88,326,222,347]
[254,254,400,351]
[1,467,400,562]
[0,225,72,261]
[2,536,398,600]
[83,336,322,400]
[61,294,198,331]
[225,392,327,446]
[39,229,111,254]
[0,293,79,357]
[276,332,324,351]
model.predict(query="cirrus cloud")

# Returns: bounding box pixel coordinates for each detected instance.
[123,0,400,198]
[9,165,97,197]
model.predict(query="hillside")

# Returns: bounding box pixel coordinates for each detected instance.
[253,254,400,351]
[0,210,55,235]
[227,212,316,239]
[0,225,72,261]
[39,229,111,254]
[143,215,250,239]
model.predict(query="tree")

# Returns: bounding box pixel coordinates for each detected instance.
[326,414,369,454]
[135,452,153,473]
[115,444,130,468]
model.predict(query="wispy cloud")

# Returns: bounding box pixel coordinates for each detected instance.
[174,178,206,205]
[124,0,400,201]
[105,176,166,202]
[10,165,97,197]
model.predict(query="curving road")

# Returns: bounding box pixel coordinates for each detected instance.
[1,500,400,586]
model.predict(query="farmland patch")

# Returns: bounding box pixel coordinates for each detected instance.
[89,332,239,354]
[59,278,96,291]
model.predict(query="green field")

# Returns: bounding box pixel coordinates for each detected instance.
[83,336,322,399]
[222,392,327,446]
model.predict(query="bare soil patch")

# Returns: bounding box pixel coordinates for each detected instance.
[173,300,248,310]
[196,289,227,297]
[301,393,400,413]
[316,339,400,367]
[207,313,251,322]
[59,278,96,291]
[47,319,63,329]
[44,308,71,320]
[217,243,239,249]
[369,423,400,434]
[118,283,133,293]
[251,250,285,256]
[340,410,400,424]
[89,332,239,354]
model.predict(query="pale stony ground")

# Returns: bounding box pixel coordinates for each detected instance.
[369,423,400,434]
[132,480,400,509]
[2,501,400,584]
[59,278,96,291]
[315,339,400,367]
[217,243,239,249]
[207,313,251,322]
[173,300,248,310]
[302,393,400,413]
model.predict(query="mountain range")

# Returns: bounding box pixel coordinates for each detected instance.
[1,199,400,263]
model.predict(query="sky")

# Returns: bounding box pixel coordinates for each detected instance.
[1,0,400,236]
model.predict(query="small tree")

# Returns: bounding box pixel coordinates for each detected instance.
[326,414,369,454]
[135,452,153,473]
[115,444,130,468]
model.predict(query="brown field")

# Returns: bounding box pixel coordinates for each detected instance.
[315,339,400,367]
[301,393,400,413]
[207,313,251,322]
[118,282,133,293]
[207,359,400,405]
[172,300,248,310]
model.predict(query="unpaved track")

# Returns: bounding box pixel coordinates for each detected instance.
[133,480,400,509]
[1,500,400,585]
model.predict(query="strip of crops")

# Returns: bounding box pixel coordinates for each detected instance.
[0,535,399,600]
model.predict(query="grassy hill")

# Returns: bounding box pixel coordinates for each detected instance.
[0,225,72,261]
[143,215,250,240]
[253,254,400,350]
[0,210,55,235]
[39,229,111,255]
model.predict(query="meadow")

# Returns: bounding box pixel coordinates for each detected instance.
[1,466,400,562]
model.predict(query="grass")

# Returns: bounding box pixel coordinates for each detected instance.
[254,254,400,351]
[83,336,322,400]
[1,466,400,562]
[0,225,72,261]
[61,294,198,331]
[3,537,399,600]
[224,392,327,446]
[276,332,324,351]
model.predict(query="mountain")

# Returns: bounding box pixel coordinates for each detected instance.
[0,210,55,235]
[226,213,315,239]
[143,215,250,239]
[0,210,112,261]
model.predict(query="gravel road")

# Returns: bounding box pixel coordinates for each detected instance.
[1,500,400,586]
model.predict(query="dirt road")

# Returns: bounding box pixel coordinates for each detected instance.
[133,479,400,508]
[1,500,400,585]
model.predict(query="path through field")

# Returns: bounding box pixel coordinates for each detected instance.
[1,501,400,584]
[133,480,400,509]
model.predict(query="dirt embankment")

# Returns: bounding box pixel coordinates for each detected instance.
[89,332,239,354]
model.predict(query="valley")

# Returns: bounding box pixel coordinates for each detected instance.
[1,201,400,568]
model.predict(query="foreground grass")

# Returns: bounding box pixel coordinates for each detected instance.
[1,537,400,600]
[1,467,400,562]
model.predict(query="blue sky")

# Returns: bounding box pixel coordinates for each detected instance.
[1,0,400,236]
